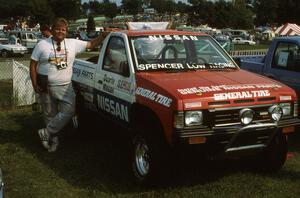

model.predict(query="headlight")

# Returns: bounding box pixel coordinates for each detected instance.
[185,111,203,126]
[239,108,254,125]
[280,103,291,116]
[268,105,283,121]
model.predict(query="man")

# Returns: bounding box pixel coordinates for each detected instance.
[30,18,107,152]
[40,24,52,39]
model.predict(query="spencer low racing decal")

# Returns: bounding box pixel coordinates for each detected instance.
[214,90,270,101]
[149,35,198,41]
[178,84,282,95]
[136,62,235,71]
[136,87,172,107]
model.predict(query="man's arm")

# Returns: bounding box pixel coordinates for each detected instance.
[86,31,109,50]
[29,59,41,93]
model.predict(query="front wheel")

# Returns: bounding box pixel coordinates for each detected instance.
[130,128,168,184]
[260,131,287,172]
[131,134,151,182]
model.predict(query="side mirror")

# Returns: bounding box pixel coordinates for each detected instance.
[119,61,130,77]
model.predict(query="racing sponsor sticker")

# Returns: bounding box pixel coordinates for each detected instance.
[214,90,270,101]
[73,67,94,80]
[136,87,172,107]
[184,102,202,109]
[136,62,235,71]
[177,84,282,95]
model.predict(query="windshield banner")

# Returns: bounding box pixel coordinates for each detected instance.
[136,62,235,71]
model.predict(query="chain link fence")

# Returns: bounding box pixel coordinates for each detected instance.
[0,59,35,110]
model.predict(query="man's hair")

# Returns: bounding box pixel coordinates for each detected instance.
[40,24,50,31]
[52,17,68,30]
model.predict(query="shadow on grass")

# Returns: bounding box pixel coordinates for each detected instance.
[1,111,300,194]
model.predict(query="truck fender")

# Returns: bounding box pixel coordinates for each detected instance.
[129,103,167,144]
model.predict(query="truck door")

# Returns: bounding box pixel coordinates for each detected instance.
[270,42,300,95]
[94,34,135,125]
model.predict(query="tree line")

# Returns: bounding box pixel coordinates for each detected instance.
[0,0,299,29]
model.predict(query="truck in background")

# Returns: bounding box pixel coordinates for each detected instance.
[239,36,300,95]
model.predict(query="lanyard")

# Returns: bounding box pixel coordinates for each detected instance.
[51,38,68,65]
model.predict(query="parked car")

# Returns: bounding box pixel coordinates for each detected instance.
[0,168,4,198]
[0,37,28,57]
[8,30,38,50]
[232,37,256,45]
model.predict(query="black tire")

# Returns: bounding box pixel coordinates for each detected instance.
[129,113,168,184]
[1,50,8,58]
[260,131,287,172]
[131,133,153,183]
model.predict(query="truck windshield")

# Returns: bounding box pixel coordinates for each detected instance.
[131,35,236,72]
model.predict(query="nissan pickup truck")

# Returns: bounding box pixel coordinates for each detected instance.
[72,28,300,183]
[239,36,300,95]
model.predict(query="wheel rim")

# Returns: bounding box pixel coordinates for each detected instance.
[135,138,150,177]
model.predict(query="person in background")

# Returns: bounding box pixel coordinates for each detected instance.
[30,17,108,152]
[40,24,52,39]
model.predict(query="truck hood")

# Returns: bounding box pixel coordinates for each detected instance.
[136,69,296,110]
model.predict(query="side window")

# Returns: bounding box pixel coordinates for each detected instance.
[103,36,128,74]
[272,42,300,72]
[22,34,26,40]
[28,33,34,39]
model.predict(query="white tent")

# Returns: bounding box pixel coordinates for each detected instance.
[275,23,300,36]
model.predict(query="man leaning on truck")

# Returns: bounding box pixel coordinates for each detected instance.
[30,17,108,152]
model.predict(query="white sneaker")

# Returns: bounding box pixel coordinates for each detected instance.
[38,128,50,150]
[48,136,59,153]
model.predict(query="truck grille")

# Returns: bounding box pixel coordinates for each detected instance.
[210,105,271,127]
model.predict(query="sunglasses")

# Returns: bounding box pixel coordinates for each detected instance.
[56,42,61,51]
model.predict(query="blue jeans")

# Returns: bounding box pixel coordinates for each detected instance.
[39,83,75,135]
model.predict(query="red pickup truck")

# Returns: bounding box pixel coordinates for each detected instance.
[72,28,300,183]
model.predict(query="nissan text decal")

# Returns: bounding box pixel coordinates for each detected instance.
[149,35,199,41]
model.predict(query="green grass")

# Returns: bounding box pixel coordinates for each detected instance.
[1,110,300,198]
[0,80,13,110]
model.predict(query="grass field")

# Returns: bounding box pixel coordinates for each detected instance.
[233,43,270,51]
[1,110,300,198]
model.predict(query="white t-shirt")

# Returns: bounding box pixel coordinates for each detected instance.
[31,37,87,85]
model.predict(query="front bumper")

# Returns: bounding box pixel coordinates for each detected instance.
[175,118,300,156]
[11,49,28,54]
